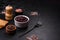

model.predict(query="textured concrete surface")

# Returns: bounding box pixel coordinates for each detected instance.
[0,0,60,40]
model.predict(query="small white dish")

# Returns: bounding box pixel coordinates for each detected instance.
[14,15,29,28]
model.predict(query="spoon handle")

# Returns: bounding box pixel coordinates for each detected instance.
[18,25,39,38]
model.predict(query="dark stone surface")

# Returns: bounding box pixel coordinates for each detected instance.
[0,0,60,40]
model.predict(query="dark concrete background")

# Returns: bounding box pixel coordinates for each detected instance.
[0,0,60,40]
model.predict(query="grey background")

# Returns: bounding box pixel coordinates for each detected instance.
[0,0,60,40]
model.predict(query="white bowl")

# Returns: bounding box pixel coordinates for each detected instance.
[14,15,29,28]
